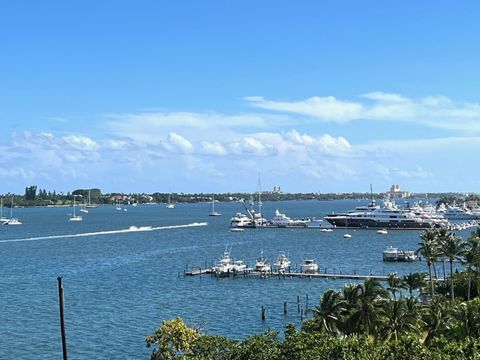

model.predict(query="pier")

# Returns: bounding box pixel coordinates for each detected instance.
[185,267,388,281]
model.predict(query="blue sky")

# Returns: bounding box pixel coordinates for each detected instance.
[1,1,480,194]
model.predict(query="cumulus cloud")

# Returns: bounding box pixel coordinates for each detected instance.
[163,132,194,153]
[200,141,227,155]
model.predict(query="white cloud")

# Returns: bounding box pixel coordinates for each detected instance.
[245,96,364,122]
[164,132,194,153]
[62,135,98,151]
[246,92,480,131]
[200,141,227,156]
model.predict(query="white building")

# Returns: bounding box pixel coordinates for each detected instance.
[385,184,410,199]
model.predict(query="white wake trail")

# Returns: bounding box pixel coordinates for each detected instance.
[0,222,208,244]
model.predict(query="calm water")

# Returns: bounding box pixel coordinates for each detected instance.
[0,200,469,358]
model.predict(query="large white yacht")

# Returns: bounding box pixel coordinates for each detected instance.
[324,198,444,230]
[437,203,477,220]
[269,209,323,228]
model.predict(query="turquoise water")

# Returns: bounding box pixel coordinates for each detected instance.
[0,200,469,358]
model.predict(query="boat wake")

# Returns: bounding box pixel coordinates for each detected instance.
[0,222,208,244]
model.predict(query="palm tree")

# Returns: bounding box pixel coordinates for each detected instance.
[402,272,427,296]
[439,234,467,300]
[437,228,452,281]
[309,289,347,334]
[465,231,480,300]
[379,297,421,341]
[347,278,389,336]
[418,229,439,297]
[387,273,406,300]
[422,297,451,344]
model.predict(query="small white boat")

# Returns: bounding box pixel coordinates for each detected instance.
[377,229,388,235]
[255,251,271,273]
[166,194,175,209]
[69,195,83,222]
[213,248,234,277]
[273,253,291,272]
[301,259,319,273]
[80,207,89,214]
[0,198,8,223]
[320,228,333,232]
[343,233,352,238]
[3,197,22,225]
[230,228,245,232]
[232,260,247,274]
[209,195,222,216]
[4,218,22,225]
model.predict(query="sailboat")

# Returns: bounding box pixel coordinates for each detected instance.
[115,199,123,211]
[4,197,22,225]
[69,196,82,221]
[343,217,352,238]
[0,198,8,223]
[85,189,97,208]
[166,194,175,209]
[80,199,89,213]
[209,194,221,216]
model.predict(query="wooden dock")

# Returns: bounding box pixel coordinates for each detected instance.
[185,268,388,281]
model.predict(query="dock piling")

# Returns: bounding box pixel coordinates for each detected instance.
[284,302,288,315]
[261,305,266,321]
[57,276,68,360]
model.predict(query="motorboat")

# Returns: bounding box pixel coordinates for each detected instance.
[343,233,352,238]
[320,228,333,232]
[377,229,388,235]
[301,259,319,273]
[383,246,417,262]
[230,227,245,232]
[213,249,234,277]
[273,253,291,272]
[255,251,271,273]
[232,260,247,274]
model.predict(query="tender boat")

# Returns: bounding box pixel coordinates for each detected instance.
[343,233,352,238]
[230,227,245,232]
[377,229,388,235]
[301,259,319,273]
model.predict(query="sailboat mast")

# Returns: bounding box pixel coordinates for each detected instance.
[10,197,13,218]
